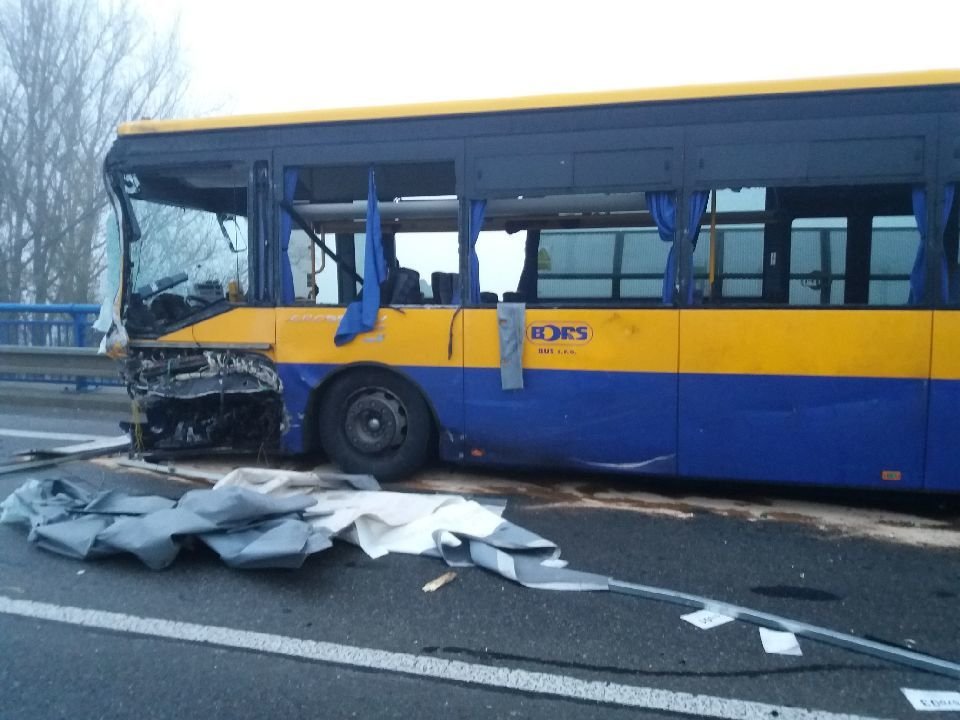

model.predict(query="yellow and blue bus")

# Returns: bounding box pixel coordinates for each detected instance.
[101,70,960,489]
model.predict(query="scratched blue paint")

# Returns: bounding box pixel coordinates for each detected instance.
[679,373,929,489]
[461,368,677,474]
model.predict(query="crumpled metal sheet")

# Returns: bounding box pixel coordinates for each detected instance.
[1,469,608,589]
[0,477,332,570]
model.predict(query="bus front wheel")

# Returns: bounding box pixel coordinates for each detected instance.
[318,369,432,482]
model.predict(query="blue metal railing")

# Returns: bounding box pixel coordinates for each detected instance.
[0,303,100,348]
[0,303,111,389]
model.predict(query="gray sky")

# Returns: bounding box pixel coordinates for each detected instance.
[137,0,959,118]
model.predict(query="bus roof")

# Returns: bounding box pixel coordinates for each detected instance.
[118,69,960,137]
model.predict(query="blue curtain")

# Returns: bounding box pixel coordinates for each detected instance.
[335,168,387,345]
[280,168,299,304]
[646,192,677,304]
[909,185,956,305]
[468,199,487,304]
[646,191,709,304]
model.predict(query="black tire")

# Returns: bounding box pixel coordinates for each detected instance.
[318,368,433,482]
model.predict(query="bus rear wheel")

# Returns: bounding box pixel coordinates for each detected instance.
[318,369,432,482]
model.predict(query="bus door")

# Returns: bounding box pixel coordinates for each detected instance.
[677,185,933,489]
[461,223,680,474]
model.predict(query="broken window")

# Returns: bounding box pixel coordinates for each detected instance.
[120,164,253,333]
[279,162,460,305]
[469,192,665,305]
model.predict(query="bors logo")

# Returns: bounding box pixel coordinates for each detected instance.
[527,323,593,345]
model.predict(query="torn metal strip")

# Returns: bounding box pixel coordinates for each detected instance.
[32,435,129,457]
[0,445,128,476]
[609,579,960,680]
[114,458,225,484]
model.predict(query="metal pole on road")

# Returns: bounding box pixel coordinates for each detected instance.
[609,579,960,680]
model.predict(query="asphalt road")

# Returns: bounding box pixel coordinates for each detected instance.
[0,406,959,719]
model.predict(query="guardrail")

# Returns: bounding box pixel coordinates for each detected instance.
[0,345,119,380]
[0,303,115,390]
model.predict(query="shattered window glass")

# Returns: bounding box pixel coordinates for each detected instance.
[122,166,250,331]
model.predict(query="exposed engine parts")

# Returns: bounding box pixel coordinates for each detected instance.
[122,350,285,452]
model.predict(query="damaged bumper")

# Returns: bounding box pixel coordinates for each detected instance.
[122,349,285,452]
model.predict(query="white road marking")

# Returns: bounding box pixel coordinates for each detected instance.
[0,428,109,443]
[0,595,886,720]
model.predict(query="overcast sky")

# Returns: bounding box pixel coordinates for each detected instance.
[136,0,959,118]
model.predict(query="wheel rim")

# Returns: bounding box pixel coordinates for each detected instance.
[343,387,407,455]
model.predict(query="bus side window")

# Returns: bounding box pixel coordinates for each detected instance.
[393,231,460,304]
[788,219,847,306]
[869,215,918,305]
[470,191,670,306]
[695,187,767,304]
[700,184,922,307]
[279,161,458,306]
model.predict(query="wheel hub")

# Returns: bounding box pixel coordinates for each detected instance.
[344,390,406,454]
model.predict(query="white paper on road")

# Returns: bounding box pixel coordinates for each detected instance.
[215,468,505,559]
[759,628,803,656]
[901,688,960,711]
[680,609,735,630]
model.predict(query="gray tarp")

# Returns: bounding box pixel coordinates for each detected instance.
[0,469,608,589]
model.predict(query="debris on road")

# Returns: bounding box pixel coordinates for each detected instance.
[404,472,960,549]
[422,571,457,593]
[38,435,130,457]
[0,469,607,589]
[901,688,960,712]
[114,457,224,484]
[0,434,129,476]
[680,609,735,630]
[759,628,803,656]
[3,467,959,681]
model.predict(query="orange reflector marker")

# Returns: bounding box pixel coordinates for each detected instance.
[881,470,902,482]
[470,448,485,457]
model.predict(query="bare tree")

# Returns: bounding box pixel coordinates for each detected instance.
[0,0,186,304]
